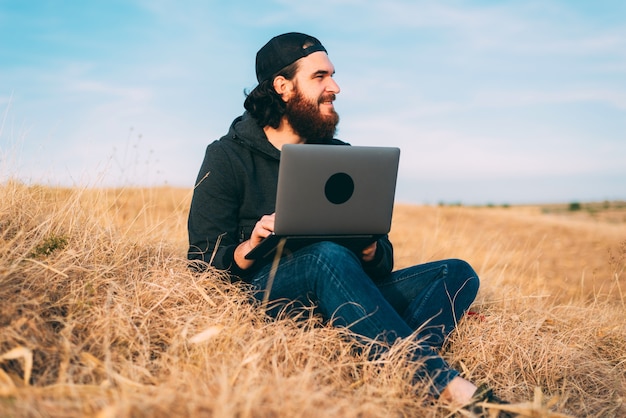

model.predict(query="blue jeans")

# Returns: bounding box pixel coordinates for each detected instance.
[250,241,479,395]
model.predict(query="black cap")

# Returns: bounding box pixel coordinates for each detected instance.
[255,32,327,83]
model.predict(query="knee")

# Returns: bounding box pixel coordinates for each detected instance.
[446,259,480,295]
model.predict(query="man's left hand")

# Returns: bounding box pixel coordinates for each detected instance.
[361,242,377,262]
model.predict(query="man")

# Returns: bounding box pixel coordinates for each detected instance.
[187,32,508,412]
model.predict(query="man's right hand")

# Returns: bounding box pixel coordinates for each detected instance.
[233,213,275,270]
[249,213,275,248]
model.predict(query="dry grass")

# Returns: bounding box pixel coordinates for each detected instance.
[1,181,624,417]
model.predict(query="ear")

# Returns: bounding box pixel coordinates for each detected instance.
[273,76,294,102]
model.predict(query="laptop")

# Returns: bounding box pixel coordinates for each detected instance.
[245,144,400,260]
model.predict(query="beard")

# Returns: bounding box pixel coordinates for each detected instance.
[284,89,340,142]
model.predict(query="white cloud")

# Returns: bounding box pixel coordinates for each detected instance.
[476,89,626,111]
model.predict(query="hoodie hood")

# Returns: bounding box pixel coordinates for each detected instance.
[228,112,281,160]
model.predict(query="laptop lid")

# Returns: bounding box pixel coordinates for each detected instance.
[274,144,400,235]
[244,144,400,260]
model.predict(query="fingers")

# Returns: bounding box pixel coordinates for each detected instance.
[251,213,275,244]
[361,241,377,262]
[258,213,275,235]
[234,214,276,269]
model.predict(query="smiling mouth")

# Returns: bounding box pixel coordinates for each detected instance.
[319,94,336,106]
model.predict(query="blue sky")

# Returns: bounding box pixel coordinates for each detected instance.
[1,0,625,205]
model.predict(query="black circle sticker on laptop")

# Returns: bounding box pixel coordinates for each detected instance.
[325,172,354,204]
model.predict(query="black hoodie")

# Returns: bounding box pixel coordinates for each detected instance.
[187,112,393,280]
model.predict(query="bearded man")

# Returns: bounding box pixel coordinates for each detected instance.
[187,33,510,414]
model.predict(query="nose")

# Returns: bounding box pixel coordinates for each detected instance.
[327,77,340,94]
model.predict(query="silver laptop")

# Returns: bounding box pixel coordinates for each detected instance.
[245,144,400,260]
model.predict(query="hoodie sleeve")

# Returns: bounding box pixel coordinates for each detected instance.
[187,142,247,276]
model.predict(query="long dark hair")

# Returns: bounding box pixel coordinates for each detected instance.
[244,61,299,129]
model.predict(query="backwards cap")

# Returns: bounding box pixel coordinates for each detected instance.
[255,32,327,83]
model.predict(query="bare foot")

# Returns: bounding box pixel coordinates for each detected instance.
[439,376,477,405]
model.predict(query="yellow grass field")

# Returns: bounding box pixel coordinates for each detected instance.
[1,183,624,417]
